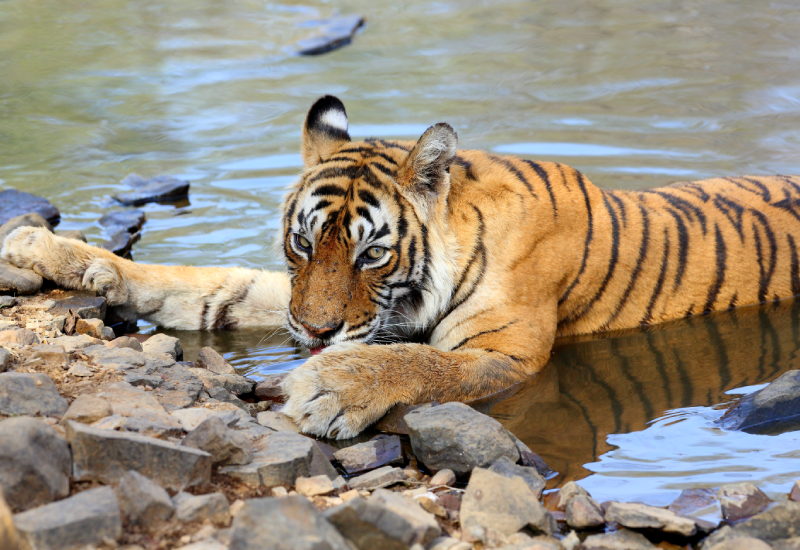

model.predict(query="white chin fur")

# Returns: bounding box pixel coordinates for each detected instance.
[320,109,348,132]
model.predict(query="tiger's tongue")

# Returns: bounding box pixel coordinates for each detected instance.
[310,346,327,356]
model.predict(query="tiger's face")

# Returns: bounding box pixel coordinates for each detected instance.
[282,96,457,350]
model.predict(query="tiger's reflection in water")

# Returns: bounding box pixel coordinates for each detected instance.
[489,297,800,485]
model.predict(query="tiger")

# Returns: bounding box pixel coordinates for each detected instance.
[5,94,800,439]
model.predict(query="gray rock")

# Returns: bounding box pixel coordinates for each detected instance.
[93,381,183,435]
[189,368,254,395]
[703,501,800,547]
[333,435,403,474]
[48,292,106,320]
[171,407,247,432]
[196,347,236,375]
[325,488,440,549]
[207,386,249,409]
[405,402,519,475]
[0,349,11,373]
[668,487,718,515]
[13,486,121,550]
[116,470,174,526]
[173,492,231,525]
[142,333,183,360]
[99,210,146,235]
[0,190,59,226]
[156,365,204,411]
[461,467,555,536]
[718,369,800,434]
[218,431,317,487]
[0,296,16,308]
[254,373,287,402]
[707,538,775,550]
[0,418,71,512]
[114,174,190,206]
[47,334,103,352]
[102,326,116,340]
[718,482,772,522]
[67,420,212,491]
[0,373,68,417]
[296,14,364,55]
[605,501,697,537]
[84,344,146,370]
[26,344,69,369]
[124,370,164,388]
[58,230,86,242]
[0,328,39,346]
[182,416,253,466]
[61,394,113,425]
[506,431,556,479]
[256,410,300,432]
[229,495,351,550]
[582,528,657,550]
[0,261,42,294]
[565,494,605,529]
[145,352,177,370]
[347,466,406,491]
[488,455,546,499]
[108,336,144,352]
[0,212,52,242]
[100,230,141,257]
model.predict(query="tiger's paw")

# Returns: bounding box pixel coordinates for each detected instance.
[280,345,398,439]
[1,226,49,271]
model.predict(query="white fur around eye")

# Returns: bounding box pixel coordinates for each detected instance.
[320,109,348,132]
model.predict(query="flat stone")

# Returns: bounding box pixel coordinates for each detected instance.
[297,14,364,55]
[718,369,800,434]
[93,381,183,435]
[669,487,718,515]
[196,347,236,375]
[706,538,775,550]
[254,373,287,403]
[99,210,146,234]
[100,229,140,256]
[76,318,104,339]
[182,416,253,466]
[171,406,247,432]
[488,455,546,499]
[0,373,68,416]
[58,229,86,242]
[325,488,440,549]
[142,333,183,360]
[0,261,42,294]
[0,328,40,346]
[124,370,163,388]
[506,431,556,479]
[156,365,204,411]
[566,495,605,529]
[605,502,697,537]
[429,469,456,487]
[173,492,230,526]
[49,292,106,320]
[348,466,406,491]
[718,482,772,522]
[256,410,300,432]
[117,469,174,526]
[219,431,317,487]
[229,495,351,550]
[0,418,71,512]
[47,334,103,352]
[61,394,113,425]
[296,474,335,496]
[0,190,59,226]
[108,336,143,352]
[84,344,146,370]
[0,213,52,243]
[189,368,254,395]
[67,420,211,490]
[405,402,519,475]
[582,528,657,550]
[703,501,800,547]
[146,352,177,370]
[333,435,403,474]
[114,174,190,206]
[25,344,68,369]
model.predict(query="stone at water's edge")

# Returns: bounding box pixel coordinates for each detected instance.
[703,501,800,547]
[488,456,546,499]
[256,410,300,433]
[566,495,605,530]
[48,292,107,320]
[0,260,42,294]
[99,209,146,235]
[669,487,719,516]
[100,230,140,257]
[142,333,183,360]
[196,346,237,375]
[254,373,287,403]
[13,486,122,550]
[718,482,772,522]
[333,434,403,474]
[116,470,174,527]
[0,190,60,226]
[189,367,254,395]
[113,174,190,206]
[604,501,698,537]
[717,369,800,434]
[0,372,68,417]
[404,402,519,475]
[506,430,557,479]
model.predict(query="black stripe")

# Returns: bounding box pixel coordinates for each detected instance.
[212,278,254,330]
[648,190,707,235]
[355,206,373,225]
[307,165,360,184]
[451,321,517,350]
[741,176,772,202]
[607,204,650,326]
[439,206,487,322]
[643,227,670,324]
[559,171,594,306]
[311,184,347,197]
[522,160,556,216]
[663,207,689,291]
[713,195,745,242]
[370,162,397,178]
[702,224,727,313]
[680,183,710,202]
[608,192,628,229]
[489,155,537,198]
[789,234,800,296]
[751,210,778,303]
[310,200,332,213]
[357,189,380,209]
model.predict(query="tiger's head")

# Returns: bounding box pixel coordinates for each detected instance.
[282,96,459,351]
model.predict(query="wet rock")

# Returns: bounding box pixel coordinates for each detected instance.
[114,174,190,206]
[254,373,287,403]
[325,488,440,548]
[703,501,800,547]
[48,334,103,352]
[256,410,300,432]
[117,470,174,526]
[565,495,605,529]
[461,467,555,536]
[718,482,772,522]
[0,261,42,294]
[718,369,800,434]
[94,381,183,435]
[99,209,146,235]
[100,230,140,257]
[669,487,718,515]
[333,435,403,474]
[49,292,106,320]
[76,317,104,339]
[181,416,253,466]
[230,495,350,550]
[189,367,254,395]
[0,372,68,416]
[582,528,657,550]
[347,466,406,491]
[219,431,318,487]
[296,475,335,496]
[0,349,11,373]
[0,417,71,512]
[296,14,365,55]
[142,333,183,360]
[67,420,211,490]
[171,406,247,432]
[156,365,204,411]
[108,336,144,352]
[0,328,40,346]
[174,492,230,526]
[0,213,52,242]
[488,455,546,499]
[0,189,59,226]
[58,229,86,242]
[61,394,113,425]
[196,347,236,375]
[605,501,697,537]
[405,402,519,475]
[429,469,456,487]
[507,431,556,479]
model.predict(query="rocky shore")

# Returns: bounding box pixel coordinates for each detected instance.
[0,189,798,550]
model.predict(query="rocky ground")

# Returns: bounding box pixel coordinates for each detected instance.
[0,189,799,550]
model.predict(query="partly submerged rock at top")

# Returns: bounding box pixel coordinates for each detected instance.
[112,174,190,206]
[717,369,800,435]
[296,14,364,56]
[0,189,60,226]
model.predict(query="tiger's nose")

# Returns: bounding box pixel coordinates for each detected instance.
[301,321,343,340]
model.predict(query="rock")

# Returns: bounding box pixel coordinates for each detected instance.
[142,333,183,360]
[171,406,247,432]
[706,537,774,550]
[0,328,40,346]
[0,417,71,512]
[0,189,59,225]
[47,334,103,352]
[67,420,212,491]
[791,480,800,502]
[182,416,253,466]
[218,431,318,487]
[296,14,365,55]
[296,475,335,496]
[229,495,351,550]
[506,431,557,479]
[206,386,248,409]
[108,336,144,352]
[76,317,105,339]
[254,373,287,402]
[418,496,447,519]
[25,344,68,369]
[196,347,236,375]
[62,394,113,425]
[117,470,174,526]
[325,488,440,548]
[189,368,254,395]
[173,492,230,526]
[557,481,589,510]
[669,487,718,515]
[605,502,697,537]
[703,501,800,547]
[13,486,121,549]
[84,344,146,370]
[114,174,190,206]
[375,402,436,435]
[429,469,456,487]
[256,410,300,432]
[718,482,772,522]
[0,259,42,294]
[333,435,403,474]
[146,352,177,370]
[94,381,183,435]
[66,361,97,377]
[0,488,20,550]
[100,230,140,257]
[48,292,106,320]
[99,210,146,234]
[0,296,15,308]
[347,466,406,491]
[718,369,800,434]
[58,230,86,242]
[488,455,546,499]
[0,213,52,242]
[156,365,204,411]
[0,372,68,416]
[461,467,554,536]
[582,528,657,550]
[0,349,11,373]
[404,402,519,475]
[565,495,605,529]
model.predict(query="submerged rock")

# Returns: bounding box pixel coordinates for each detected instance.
[333,435,403,474]
[114,174,190,206]
[0,372,68,417]
[0,261,42,295]
[718,370,800,434]
[296,14,365,56]
[718,482,772,522]
[0,189,59,226]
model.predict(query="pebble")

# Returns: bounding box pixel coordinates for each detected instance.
[0,328,40,346]
[296,475,335,496]
[0,260,43,294]
[581,528,657,550]
[0,417,71,512]
[605,501,698,537]
[405,402,519,475]
[142,333,183,360]
[114,174,190,206]
[48,292,106,320]
[0,212,52,242]
[429,469,456,487]
[0,296,16,308]
[718,482,772,522]
[117,469,175,526]
[0,372,68,416]
[717,369,800,434]
[0,190,60,226]
[256,410,301,432]
[196,346,236,375]
[565,495,605,529]
[347,466,406,491]
[333,434,403,474]
[173,492,231,526]
[488,455,546,499]
[62,394,113,425]
[296,14,365,55]
[181,416,254,466]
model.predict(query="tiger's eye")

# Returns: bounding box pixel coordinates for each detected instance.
[296,235,311,250]
[367,246,385,260]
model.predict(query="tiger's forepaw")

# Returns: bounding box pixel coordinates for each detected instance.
[1,226,49,271]
[280,347,398,439]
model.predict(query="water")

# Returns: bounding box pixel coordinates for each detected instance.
[4,0,800,507]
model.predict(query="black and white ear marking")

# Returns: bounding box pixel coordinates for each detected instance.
[301,96,351,168]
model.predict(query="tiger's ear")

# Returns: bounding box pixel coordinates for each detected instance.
[301,96,351,168]
[397,123,458,214]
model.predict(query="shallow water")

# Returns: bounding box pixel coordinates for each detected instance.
[4,0,800,505]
